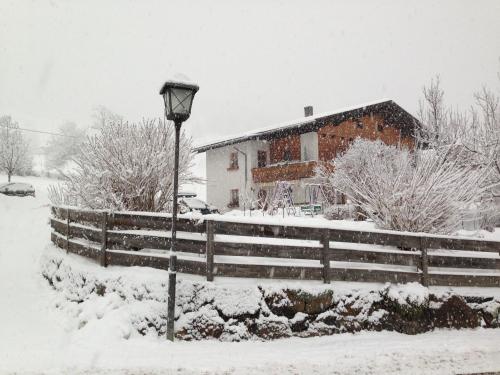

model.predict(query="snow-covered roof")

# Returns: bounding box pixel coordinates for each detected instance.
[194,99,419,153]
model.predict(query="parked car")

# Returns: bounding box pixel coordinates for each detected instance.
[179,196,219,215]
[0,182,35,197]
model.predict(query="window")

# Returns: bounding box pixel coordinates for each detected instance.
[349,137,354,144]
[283,145,292,162]
[258,150,267,168]
[356,120,363,129]
[329,134,335,139]
[228,152,238,170]
[377,124,384,132]
[229,189,239,207]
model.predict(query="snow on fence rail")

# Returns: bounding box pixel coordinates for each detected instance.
[49,206,500,287]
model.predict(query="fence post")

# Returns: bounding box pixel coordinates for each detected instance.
[420,237,429,287]
[321,230,330,284]
[206,220,214,281]
[66,208,70,254]
[100,212,108,267]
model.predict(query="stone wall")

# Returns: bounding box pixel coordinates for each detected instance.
[41,247,500,342]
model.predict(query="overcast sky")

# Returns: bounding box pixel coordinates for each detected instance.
[1,0,499,150]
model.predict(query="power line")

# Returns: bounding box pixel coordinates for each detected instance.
[0,124,79,138]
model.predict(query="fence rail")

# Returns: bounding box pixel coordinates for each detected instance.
[49,206,500,287]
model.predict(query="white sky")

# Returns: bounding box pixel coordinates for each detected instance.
[1,1,499,156]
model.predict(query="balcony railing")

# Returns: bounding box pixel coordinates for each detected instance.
[252,161,318,183]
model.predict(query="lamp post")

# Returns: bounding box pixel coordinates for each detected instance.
[159,79,199,341]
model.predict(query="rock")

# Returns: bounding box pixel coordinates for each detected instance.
[175,307,225,340]
[306,321,339,337]
[220,319,252,341]
[213,286,261,320]
[290,312,309,332]
[254,316,291,340]
[315,310,339,327]
[462,296,494,304]
[264,289,334,319]
[286,289,334,315]
[264,291,296,319]
[432,295,479,329]
[372,289,431,334]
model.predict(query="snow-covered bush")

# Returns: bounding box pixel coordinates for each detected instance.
[317,139,495,234]
[49,118,198,212]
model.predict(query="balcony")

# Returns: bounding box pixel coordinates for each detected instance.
[252,161,318,184]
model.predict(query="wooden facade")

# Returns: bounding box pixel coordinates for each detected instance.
[252,161,318,183]
[252,112,415,184]
[269,135,301,164]
[318,114,414,162]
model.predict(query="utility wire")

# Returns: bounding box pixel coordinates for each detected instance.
[0,124,79,138]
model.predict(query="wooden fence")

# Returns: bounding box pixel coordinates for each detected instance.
[49,206,500,287]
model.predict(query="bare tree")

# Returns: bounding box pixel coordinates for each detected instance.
[0,116,31,182]
[468,87,500,173]
[92,105,123,130]
[49,118,200,212]
[417,75,448,147]
[45,122,86,170]
[418,73,500,198]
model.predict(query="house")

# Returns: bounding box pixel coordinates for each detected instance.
[194,99,419,212]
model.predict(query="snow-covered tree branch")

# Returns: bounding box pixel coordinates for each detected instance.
[49,118,200,212]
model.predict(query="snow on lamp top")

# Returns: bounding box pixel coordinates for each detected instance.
[159,74,199,123]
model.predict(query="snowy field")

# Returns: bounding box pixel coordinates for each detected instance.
[1,175,500,374]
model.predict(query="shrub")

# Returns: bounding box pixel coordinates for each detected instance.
[49,119,199,212]
[317,139,495,234]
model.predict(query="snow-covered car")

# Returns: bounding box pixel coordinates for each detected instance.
[0,182,35,197]
[179,197,219,215]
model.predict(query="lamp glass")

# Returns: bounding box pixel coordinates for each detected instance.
[160,81,198,121]
[171,87,194,115]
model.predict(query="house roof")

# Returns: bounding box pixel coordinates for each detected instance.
[194,99,419,153]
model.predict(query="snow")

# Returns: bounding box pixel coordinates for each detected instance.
[384,282,429,306]
[161,73,199,88]
[2,174,500,374]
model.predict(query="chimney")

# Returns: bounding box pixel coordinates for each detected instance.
[304,106,313,117]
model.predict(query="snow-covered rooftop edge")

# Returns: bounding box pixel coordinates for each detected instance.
[194,98,392,152]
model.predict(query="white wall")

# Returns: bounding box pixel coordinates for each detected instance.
[206,140,269,212]
[300,132,318,161]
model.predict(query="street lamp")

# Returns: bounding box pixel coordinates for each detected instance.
[159,79,199,341]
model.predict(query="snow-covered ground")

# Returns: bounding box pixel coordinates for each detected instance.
[1,174,500,374]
